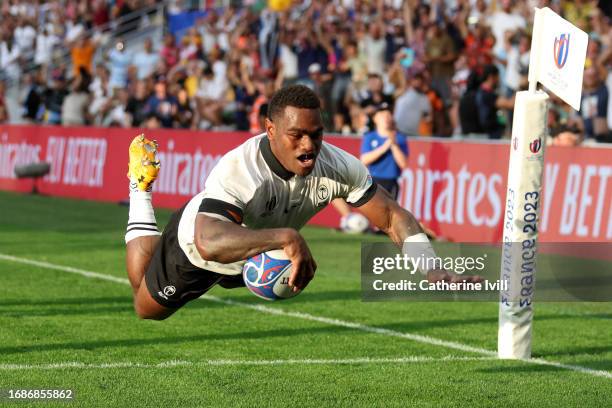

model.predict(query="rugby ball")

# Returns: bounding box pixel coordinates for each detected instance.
[242,249,300,301]
[340,213,369,234]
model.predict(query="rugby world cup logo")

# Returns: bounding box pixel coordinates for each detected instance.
[529,137,542,154]
[553,33,570,69]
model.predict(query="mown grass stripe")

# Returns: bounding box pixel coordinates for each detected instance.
[1,253,611,380]
[0,356,499,370]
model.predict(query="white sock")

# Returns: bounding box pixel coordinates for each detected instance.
[125,191,160,243]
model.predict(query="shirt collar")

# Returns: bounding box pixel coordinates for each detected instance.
[260,137,294,181]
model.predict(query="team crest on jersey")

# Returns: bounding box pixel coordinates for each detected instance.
[317,184,329,201]
[316,182,330,206]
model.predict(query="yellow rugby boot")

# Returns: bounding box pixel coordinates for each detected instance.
[127,134,160,191]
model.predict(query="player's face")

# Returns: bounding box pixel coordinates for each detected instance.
[267,106,324,177]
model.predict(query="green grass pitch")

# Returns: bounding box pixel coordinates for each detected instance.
[0,191,610,407]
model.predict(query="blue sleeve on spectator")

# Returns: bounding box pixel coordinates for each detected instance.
[597,87,608,117]
[361,132,373,154]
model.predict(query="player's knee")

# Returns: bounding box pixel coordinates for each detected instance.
[133,302,169,321]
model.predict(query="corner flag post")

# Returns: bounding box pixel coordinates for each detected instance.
[498,7,589,359]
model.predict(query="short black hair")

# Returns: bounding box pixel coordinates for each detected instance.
[267,85,320,121]
[482,64,499,80]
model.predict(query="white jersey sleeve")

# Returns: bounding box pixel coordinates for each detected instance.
[198,148,255,224]
[321,142,377,207]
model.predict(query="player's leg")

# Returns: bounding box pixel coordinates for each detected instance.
[124,134,174,320]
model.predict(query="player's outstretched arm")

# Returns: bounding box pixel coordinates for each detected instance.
[195,214,317,290]
[358,189,481,283]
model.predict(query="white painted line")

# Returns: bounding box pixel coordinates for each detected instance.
[1,253,611,380]
[0,356,499,370]
[0,254,130,285]
[201,295,496,356]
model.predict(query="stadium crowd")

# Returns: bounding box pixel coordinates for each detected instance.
[1,0,612,145]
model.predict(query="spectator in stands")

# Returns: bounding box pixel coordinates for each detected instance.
[61,71,91,126]
[258,7,279,71]
[360,102,408,201]
[42,69,68,125]
[474,64,514,139]
[14,16,36,62]
[64,13,84,44]
[360,20,386,76]
[248,76,275,134]
[159,33,179,68]
[126,79,150,127]
[422,70,452,136]
[0,81,7,123]
[580,66,610,142]
[459,71,483,135]
[179,28,201,63]
[197,9,222,55]
[504,30,530,96]
[104,88,131,127]
[22,70,44,123]
[34,26,59,67]
[294,30,328,86]
[175,88,194,129]
[144,77,178,128]
[2,0,612,145]
[107,39,132,90]
[277,28,299,86]
[70,33,97,76]
[425,22,457,104]
[462,21,495,73]
[0,30,21,83]
[143,112,161,129]
[88,65,112,126]
[132,38,159,80]
[359,73,394,132]
[487,0,526,58]
[394,72,432,137]
[92,0,110,27]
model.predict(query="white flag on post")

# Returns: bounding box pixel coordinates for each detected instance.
[528,7,589,110]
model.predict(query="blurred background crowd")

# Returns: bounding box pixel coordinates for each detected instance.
[1,0,611,145]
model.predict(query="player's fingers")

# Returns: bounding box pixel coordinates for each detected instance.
[302,260,316,286]
[288,259,302,288]
[298,261,316,290]
[293,258,311,291]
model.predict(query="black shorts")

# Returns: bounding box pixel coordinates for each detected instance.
[373,177,399,201]
[145,206,244,309]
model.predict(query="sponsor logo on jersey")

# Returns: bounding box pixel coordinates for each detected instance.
[261,196,277,217]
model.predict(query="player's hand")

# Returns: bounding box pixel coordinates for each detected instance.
[426,269,483,284]
[282,230,317,292]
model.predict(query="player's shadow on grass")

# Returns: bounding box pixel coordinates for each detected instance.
[478,355,612,373]
[0,296,136,317]
[0,326,354,355]
[197,289,364,305]
[0,296,131,307]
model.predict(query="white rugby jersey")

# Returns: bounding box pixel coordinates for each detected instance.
[177,134,377,275]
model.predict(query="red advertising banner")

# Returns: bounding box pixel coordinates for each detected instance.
[1,125,610,242]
